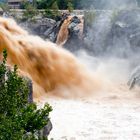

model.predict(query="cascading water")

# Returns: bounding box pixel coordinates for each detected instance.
[56,16,72,46]
[48,1,140,139]
[0,17,102,99]
[56,15,84,48]
[1,0,140,138]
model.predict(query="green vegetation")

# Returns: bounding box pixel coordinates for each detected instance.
[21,0,75,10]
[2,0,140,11]
[43,2,60,20]
[0,49,52,140]
[0,3,9,12]
[22,2,38,21]
[67,1,74,12]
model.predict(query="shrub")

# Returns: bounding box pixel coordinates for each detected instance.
[20,0,29,9]
[0,3,9,13]
[43,1,61,20]
[0,49,52,140]
[23,3,38,20]
[67,2,74,13]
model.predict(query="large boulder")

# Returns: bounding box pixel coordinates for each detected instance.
[127,66,140,89]
[19,17,56,38]
[64,15,84,52]
[44,13,71,42]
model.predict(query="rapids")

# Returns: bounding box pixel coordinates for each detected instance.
[0,17,102,99]
[56,15,84,46]
[1,12,140,139]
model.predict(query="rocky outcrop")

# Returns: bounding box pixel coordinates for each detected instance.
[4,11,86,52]
[19,17,56,38]
[38,120,53,138]
[18,14,84,52]
[44,13,70,42]
[128,66,140,89]
[64,15,84,51]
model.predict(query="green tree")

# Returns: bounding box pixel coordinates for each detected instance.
[36,0,56,9]
[23,3,38,20]
[67,1,74,12]
[0,49,52,140]
[51,1,60,17]
[56,0,67,9]
[0,3,9,12]
[43,0,60,20]
[35,0,80,9]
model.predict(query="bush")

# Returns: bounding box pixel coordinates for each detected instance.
[43,1,61,20]
[67,2,74,13]
[23,3,38,20]
[20,0,29,9]
[0,3,9,12]
[0,49,52,140]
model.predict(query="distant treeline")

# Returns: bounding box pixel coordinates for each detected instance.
[35,0,80,9]
[35,0,113,9]
[29,0,140,9]
[1,0,140,9]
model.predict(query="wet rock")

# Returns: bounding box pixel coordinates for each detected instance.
[37,119,52,139]
[128,66,140,89]
[64,16,84,52]
[44,21,62,42]
[19,17,56,38]
[68,16,81,36]
[71,16,81,24]
[44,13,70,42]
[41,120,53,137]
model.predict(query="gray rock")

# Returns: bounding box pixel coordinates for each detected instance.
[71,16,81,24]
[42,120,53,137]
[128,66,140,89]
[43,14,70,42]
[44,21,62,42]
[64,16,84,52]
[19,17,56,37]
[44,27,54,37]
[68,16,81,34]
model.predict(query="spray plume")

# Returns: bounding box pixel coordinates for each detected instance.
[0,17,102,99]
